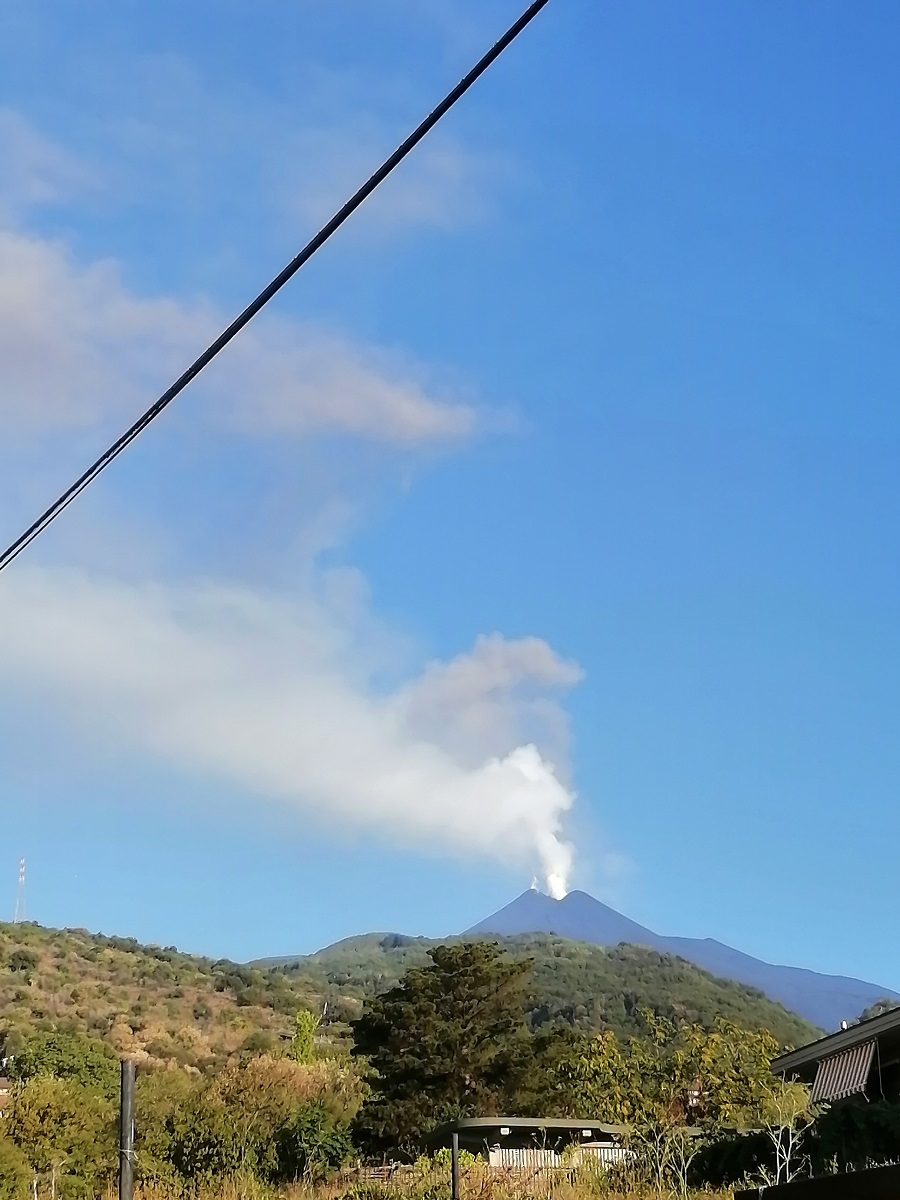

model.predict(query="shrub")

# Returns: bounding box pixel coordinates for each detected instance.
[166,1092,245,1182]
[4,1076,116,1199]
[7,1030,119,1097]
[7,951,37,975]
[0,1137,29,1200]
[812,1101,900,1174]
[271,1103,353,1182]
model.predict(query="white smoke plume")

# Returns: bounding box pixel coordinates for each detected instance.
[0,114,578,897]
[0,568,578,893]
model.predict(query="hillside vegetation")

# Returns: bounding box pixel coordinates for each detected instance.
[0,921,325,1069]
[272,931,820,1047]
[0,920,816,1074]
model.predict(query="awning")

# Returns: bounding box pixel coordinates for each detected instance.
[810,1040,876,1104]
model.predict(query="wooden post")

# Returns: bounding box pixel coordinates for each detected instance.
[119,1059,135,1200]
[451,1130,460,1200]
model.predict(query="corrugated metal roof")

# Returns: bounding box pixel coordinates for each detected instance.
[810,1040,875,1104]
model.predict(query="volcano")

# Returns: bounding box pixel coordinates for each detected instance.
[465,888,898,1031]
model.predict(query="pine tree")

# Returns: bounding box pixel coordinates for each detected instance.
[351,942,533,1156]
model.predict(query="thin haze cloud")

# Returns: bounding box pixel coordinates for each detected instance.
[0,229,475,445]
[0,109,96,222]
[283,123,510,238]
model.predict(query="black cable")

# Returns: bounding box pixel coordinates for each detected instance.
[0,0,553,576]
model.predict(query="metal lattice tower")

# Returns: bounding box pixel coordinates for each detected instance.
[13,857,25,923]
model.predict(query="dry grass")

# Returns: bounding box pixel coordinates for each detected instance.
[127,1164,734,1200]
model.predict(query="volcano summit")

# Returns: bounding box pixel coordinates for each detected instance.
[465,887,898,1031]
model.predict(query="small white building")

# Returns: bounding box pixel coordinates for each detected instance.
[436,1116,630,1171]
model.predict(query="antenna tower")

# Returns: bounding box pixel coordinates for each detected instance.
[13,857,25,923]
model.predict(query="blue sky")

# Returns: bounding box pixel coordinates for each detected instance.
[1,0,899,993]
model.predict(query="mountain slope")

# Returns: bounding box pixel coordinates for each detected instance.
[0,918,816,1064]
[271,931,818,1047]
[0,920,332,1068]
[465,889,899,1031]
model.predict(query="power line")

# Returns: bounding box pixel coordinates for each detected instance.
[0,0,553,577]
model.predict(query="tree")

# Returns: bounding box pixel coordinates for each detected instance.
[759,1080,816,1185]
[289,1009,319,1065]
[133,1067,196,1186]
[351,942,533,1155]
[676,1018,781,1129]
[7,1031,119,1097]
[553,1029,643,1124]
[5,1076,116,1199]
[7,951,37,977]
[858,998,900,1023]
[555,1016,778,1127]
[0,1137,29,1200]
[552,1015,783,1196]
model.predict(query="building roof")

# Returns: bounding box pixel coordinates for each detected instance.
[431,1116,628,1149]
[773,1006,900,1077]
[448,1117,627,1136]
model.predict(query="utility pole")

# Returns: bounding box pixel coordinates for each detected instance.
[13,857,25,923]
[119,1060,136,1200]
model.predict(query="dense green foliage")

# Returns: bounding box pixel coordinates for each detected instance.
[7,1030,119,1095]
[290,1008,320,1065]
[0,1137,30,1200]
[689,1093,900,1187]
[552,1015,780,1128]
[690,1128,783,1190]
[352,944,537,1154]
[0,1044,364,1197]
[3,1075,116,1198]
[350,943,813,1192]
[154,1057,359,1185]
[279,932,817,1047]
[811,1100,900,1174]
